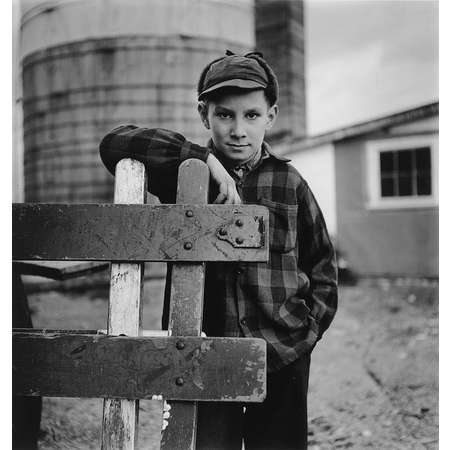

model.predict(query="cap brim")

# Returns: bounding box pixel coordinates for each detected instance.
[199,79,267,99]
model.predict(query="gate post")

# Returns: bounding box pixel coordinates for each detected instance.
[161,159,209,449]
[101,158,147,449]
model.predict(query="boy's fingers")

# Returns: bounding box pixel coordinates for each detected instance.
[213,181,241,204]
[213,192,226,204]
[228,190,238,204]
[230,185,241,204]
[226,186,239,204]
[214,191,238,204]
[227,184,241,204]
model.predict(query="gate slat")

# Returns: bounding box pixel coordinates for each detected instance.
[101,158,146,450]
[12,204,268,262]
[161,159,208,450]
[13,333,266,401]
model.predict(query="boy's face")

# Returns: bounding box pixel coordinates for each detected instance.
[199,89,278,164]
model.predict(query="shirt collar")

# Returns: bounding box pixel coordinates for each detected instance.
[262,141,291,163]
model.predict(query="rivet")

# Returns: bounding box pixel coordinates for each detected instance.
[175,377,184,386]
[185,210,193,218]
[184,242,193,250]
[236,236,244,245]
[235,219,243,227]
[219,227,228,236]
[176,340,185,350]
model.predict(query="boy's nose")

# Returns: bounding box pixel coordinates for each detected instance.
[230,119,247,139]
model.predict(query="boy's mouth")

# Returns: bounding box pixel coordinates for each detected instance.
[227,143,250,148]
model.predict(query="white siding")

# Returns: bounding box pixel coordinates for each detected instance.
[287,143,337,236]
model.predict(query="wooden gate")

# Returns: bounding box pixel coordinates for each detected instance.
[13,158,269,449]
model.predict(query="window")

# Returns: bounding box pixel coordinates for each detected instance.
[366,136,438,209]
[379,147,431,197]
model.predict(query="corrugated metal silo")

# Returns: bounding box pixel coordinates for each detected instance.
[20,0,254,202]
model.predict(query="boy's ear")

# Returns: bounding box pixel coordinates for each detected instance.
[197,102,210,129]
[265,104,278,131]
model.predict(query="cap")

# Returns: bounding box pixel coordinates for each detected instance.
[198,54,269,100]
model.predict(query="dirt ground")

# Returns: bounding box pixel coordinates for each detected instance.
[307,280,438,450]
[23,275,438,449]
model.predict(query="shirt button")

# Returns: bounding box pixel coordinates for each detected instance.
[240,318,247,326]
[236,267,244,275]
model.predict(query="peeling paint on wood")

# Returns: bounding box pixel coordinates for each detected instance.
[12,203,269,262]
[13,333,266,401]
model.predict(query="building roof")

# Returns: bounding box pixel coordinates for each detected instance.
[284,101,438,154]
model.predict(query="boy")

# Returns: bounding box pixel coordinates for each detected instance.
[100,51,338,449]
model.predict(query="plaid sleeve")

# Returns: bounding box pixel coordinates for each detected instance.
[99,125,210,176]
[297,180,338,340]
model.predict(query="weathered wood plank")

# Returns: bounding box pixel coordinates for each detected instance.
[101,158,146,450]
[12,328,169,337]
[13,328,106,335]
[13,203,268,262]
[13,261,109,280]
[12,333,267,402]
[162,159,209,450]
[12,203,268,261]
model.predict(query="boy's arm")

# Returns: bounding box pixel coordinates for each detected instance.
[297,181,338,341]
[99,125,240,204]
[99,125,209,202]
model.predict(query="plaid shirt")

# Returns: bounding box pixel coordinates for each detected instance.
[100,125,338,372]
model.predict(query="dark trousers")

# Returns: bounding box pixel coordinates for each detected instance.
[196,352,311,450]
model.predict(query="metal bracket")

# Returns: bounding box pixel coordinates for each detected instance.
[216,214,265,248]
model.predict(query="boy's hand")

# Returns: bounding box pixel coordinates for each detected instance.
[206,154,242,204]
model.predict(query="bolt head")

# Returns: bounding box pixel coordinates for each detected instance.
[175,377,184,386]
[219,227,228,236]
[185,210,193,217]
[236,236,244,245]
[235,219,244,227]
[176,340,185,350]
[184,242,193,250]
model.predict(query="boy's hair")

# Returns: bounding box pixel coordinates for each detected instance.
[197,51,279,107]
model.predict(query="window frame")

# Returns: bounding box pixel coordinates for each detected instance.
[365,135,438,209]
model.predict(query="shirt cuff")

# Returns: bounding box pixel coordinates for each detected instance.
[180,140,210,163]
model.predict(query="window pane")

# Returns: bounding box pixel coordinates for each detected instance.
[416,147,431,170]
[398,150,413,172]
[398,174,413,196]
[380,152,394,173]
[417,173,431,195]
[377,145,433,200]
[381,176,395,197]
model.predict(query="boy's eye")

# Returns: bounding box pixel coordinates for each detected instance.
[217,112,232,119]
[246,112,259,120]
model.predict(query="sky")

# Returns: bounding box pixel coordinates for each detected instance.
[305,0,439,135]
